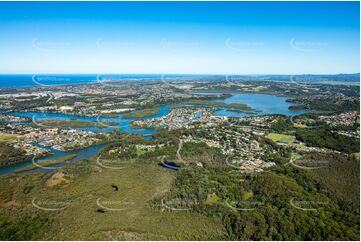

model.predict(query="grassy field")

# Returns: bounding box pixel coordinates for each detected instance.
[0,161,226,240]
[267,132,295,144]
[0,134,20,143]
[33,119,94,128]
[135,147,155,156]
[290,152,302,161]
[122,107,160,119]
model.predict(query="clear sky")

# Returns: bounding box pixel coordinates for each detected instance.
[0,1,359,74]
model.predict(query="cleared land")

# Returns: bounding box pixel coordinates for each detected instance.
[267,132,295,144]
[0,134,20,143]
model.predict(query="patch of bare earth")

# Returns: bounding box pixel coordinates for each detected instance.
[1,188,19,207]
[45,172,70,188]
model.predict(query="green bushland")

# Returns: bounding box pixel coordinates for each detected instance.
[295,127,359,153]
[122,107,160,118]
[158,164,359,240]
[302,98,360,112]
[0,160,226,240]
[307,152,359,209]
[0,211,54,240]
[179,142,225,168]
[183,100,252,111]
[0,135,29,167]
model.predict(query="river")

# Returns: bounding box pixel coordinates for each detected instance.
[0,93,303,176]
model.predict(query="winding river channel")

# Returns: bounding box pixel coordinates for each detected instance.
[0,93,304,176]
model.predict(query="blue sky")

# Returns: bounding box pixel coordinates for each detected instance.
[0,1,359,74]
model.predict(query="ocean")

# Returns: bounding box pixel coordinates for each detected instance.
[0,74,198,88]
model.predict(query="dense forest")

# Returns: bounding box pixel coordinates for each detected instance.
[0,144,29,167]
[156,155,359,240]
[295,128,359,153]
